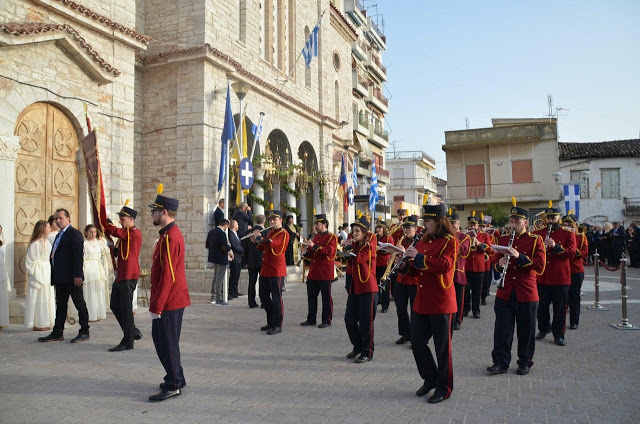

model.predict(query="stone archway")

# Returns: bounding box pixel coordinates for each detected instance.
[298,141,319,235]
[263,129,292,213]
[13,102,79,294]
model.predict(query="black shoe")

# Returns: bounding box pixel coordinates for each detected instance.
[134,329,143,340]
[70,334,90,343]
[486,364,508,375]
[535,331,548,340]
[396,335,410,345]
[109,344,133,352]
[300,321,315,326]
[318,323,331,329]
[516,365,530,375]
[569,324,578,330]
[415,382,436,397]
[381,308,388,313]
[463,310,470,317]
[427,392,446,404]
[236,293,245,297]
[554,337,566,346]
[346,350,358,359]
[473,312,480,319]
[267,326,282,335]
[260,324,273,331]
[149,389,181,402]
[160,382,186,390]
[249,303,258,308]
[354,353,370,363]
[481,299,487,306]
[453,323,461,331]
[38,333,63,342]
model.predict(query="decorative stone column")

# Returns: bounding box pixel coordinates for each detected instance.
[252,166,265,216]
[272,178,281,212]
[285,173,297,224]
[0,136,21,300]
[313,184,322,220]
[299,185,308,238]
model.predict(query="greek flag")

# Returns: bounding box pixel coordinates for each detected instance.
[251,112,265,144]
[369,162,378,212]
[563,184,581,219]
[302,23,320,68]
[351,158,358,189]
[218,80,235,192]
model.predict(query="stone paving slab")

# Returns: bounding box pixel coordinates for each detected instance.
[0,267,639,424]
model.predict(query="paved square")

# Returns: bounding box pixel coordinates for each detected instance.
[1,266,639,423]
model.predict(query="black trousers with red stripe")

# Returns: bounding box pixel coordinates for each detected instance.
[376,266,390,310]
[454,283,465,327]
[344,290,378,358]
[152,308,186,391]
[568,272,584,326]
[482,270,492,300]
[259,276,285,327]
[492,291,538,369]
[410,312,454,399]
[395,283,417,337]
[537,284,569,339]
[464,272,483,315]
[306,279,333,325]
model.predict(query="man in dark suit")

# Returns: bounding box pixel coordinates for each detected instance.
[228,219,245,298]
[232,202,253,238]
[38,208,90,343]
[206,219,231,305]
[246,214,266,308]
[610,222,625,267]
[214,199,225,227]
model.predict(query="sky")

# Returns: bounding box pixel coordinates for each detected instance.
[379,0,640,180]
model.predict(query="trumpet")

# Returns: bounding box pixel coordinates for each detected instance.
[240,224,275,240]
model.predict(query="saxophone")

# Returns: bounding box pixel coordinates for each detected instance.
[381,235,405,283]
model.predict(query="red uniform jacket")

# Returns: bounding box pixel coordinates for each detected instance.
[397,235,419,286]
[104,224,142,282]
[346,233,378,295]
[454,232,471,285]
[492,231,546,302]
[375,234,393,267]
[149,223,191,314]
[411,234,458,315]
[571,232,588,274]
[534,226,577,286]
[307,231,338,281]
[466,231,492,272]
[257,228,290,277]
[390,224,404,244]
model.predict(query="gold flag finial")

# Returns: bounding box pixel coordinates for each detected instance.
[548,200,553,208]
[157,183,164,195]
[511,197,517,207]
[124,199,130,206]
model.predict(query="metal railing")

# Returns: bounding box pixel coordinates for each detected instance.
[371,19,385,41]
[372,87,388,106]
[358,112,369,128]
[370,54,387,74]
[373,125,389,141]
[388,177,434,189]
[385,151,437,165]
[446,181,542,200]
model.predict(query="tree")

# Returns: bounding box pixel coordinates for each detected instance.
[484,203,510,227]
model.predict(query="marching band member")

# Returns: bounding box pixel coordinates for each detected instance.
[394,216,420,345]
[253,209,289,335]
[562,212,588,330]
[390,209,407,244]
[404,203,458,404]
[343,216,378,363]
[479,214,496,304]
[148,186,191,401]
[300,214,337,328]
[374,222,393,313]
[487,200,545,376]
[464,211,491,319]
[534,202,576,346]
[447,209,470,331]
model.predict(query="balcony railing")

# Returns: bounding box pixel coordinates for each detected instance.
[389,178,434,189]
[356,39,369,53]
[447,182,542,201]
[372,87,388,106]
[371,19,386,42]
[385,151,436,165]
[355,0,366,14]
[371,54,387,74]
[374,125,389,141]
[358,112,369,128]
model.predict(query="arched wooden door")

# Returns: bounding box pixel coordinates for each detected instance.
[13,102,79,294]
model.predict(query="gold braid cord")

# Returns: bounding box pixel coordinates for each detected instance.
[120,227,130,260]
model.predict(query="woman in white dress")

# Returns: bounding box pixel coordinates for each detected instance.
[83,224,108,321]
[24,220,53,330]
[0,224,11,329]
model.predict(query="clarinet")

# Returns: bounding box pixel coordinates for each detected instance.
[497,230,516,289]
[388,228,426,281]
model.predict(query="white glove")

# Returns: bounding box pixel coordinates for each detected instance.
[149,311,162,319]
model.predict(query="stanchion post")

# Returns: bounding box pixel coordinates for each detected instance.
[588,250,608,311]
[610,256,639,330]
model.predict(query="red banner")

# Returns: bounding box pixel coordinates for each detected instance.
[80,130,107,232]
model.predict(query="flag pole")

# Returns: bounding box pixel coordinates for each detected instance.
[223,78,232,304]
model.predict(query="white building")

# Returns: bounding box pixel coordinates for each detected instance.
[385,151,439,217]
[558,139,640,226]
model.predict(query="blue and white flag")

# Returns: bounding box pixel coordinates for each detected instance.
[251,112,264,144]
[218,80,236,192]
[351,158,358,189]
[563,184,581,219]
[302,23,320,68]
[369,162,378,212]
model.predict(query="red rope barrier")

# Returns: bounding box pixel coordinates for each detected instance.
[597,260,621,272]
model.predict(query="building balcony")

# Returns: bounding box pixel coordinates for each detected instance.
[367,17,386,49]
[369,124,389,149]
[386,151,436,168]
[377,166,390,184]
[353,110,368,136]
[446,182,543,204]
[367,86,389,114]
[365,51,387,81]
[352,67,369,97]
[345,0,367,27]
[352,39,368,61]
[389,178,436,191]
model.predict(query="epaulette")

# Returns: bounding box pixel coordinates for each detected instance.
[444,234,453,240]
[560,227,573,232]
[528,232,542,239]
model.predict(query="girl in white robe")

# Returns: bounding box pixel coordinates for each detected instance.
[83,225,108,321]
[24,220,53,330]
[0,224,11,328]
